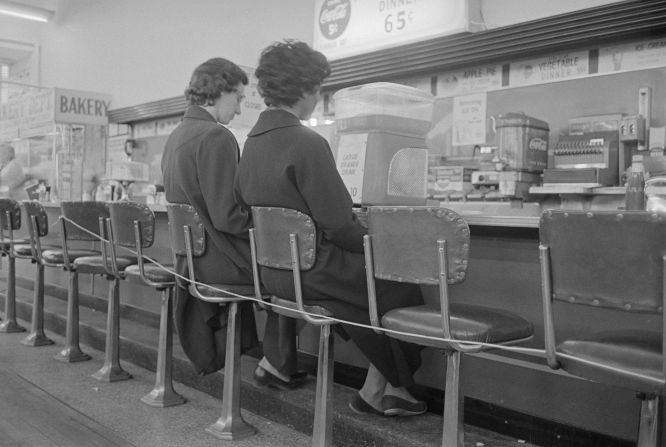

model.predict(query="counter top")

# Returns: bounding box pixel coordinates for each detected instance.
[37,201,167,213]
[438,201,542,228]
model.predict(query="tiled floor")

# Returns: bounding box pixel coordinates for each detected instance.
[0,330,310,447]
[0,278,540,447]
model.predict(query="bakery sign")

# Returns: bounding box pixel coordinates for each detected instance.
[313,0,482,60]
[54,88,112,125]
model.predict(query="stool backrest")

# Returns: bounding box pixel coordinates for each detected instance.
[108,201,155,248]
[250,207,316,271]
[540,210,666,313]
[60,201,109,241]
[22,200,48,237]
[166,203,205,257]
[366,206,469,285]
[0,198,21,231]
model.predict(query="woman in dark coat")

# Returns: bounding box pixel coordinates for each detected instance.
[162,58,302,385]
[235,41,427,416]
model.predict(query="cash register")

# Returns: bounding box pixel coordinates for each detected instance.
[542,130,620,187]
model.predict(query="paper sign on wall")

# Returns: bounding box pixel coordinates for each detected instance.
[336,133,368,203]
[452,93,486,146]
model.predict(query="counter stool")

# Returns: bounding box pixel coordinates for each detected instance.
[107,201,185,407]
[363,206,534,447]
[17,200,62,346]
[540,210,666,447]
[249,206,337,447]
[167,202,256,440]
[44,201,108,362]
[0,198,27,333]
[77,202,137,382]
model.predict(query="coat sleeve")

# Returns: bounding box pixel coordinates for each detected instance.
[196,127,251,238]
[294,135,366,253]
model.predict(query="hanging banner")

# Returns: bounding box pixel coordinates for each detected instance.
[313,0,482,60]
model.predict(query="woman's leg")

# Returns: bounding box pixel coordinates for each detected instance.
[356,363,426,416]
[358,363,387,411]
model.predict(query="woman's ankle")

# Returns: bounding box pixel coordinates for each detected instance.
[383,384,418,403]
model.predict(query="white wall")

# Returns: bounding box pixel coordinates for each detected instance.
[481,0,626,28]
[0,0,629,109]
[38,0,315,108]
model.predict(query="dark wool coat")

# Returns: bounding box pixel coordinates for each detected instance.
[234,108,423,386]
[162,105,258,374]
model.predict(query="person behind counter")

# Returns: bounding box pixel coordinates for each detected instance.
[161,57,306,387]
[234,40,427,416]
[0,142,28,200]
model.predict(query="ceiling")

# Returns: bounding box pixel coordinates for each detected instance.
[0,0,57,65]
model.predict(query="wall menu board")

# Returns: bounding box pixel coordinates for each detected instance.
[313,0,482,60]
[433,36,666,98]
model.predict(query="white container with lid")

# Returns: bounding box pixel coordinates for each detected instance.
[333,82,435,135]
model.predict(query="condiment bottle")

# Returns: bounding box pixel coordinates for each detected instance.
[625,154,646,210]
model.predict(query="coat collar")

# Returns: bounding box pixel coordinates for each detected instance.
[248,108,302,137]
[183,105,217,123]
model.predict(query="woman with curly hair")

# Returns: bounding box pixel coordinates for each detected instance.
[235,40,427,416]
[161,58,305,387]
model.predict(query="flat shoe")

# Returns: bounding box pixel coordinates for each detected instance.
[381,395,427,417]
[253,366,306,390]
[290,370,308,381]
[348,393,384,415]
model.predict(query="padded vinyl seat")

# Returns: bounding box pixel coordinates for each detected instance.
[109,201,184,407]
[73,254,136,274]
[193,282,258,298]
[167,202,257,437]
[382,303,535,349]
[0,198,27,334]
[250,206,338,447]
[41,248,101,264]
[0,237,28,249]
[124,263,173,284]
[540,210,666,447]
[363,206,534,447]
[50,201,110,363]
[557,330,662,392]
[12,243,42,257]
[269,297,333,321]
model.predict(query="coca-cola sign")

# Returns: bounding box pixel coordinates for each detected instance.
[313,0,481,60]
[319,0,351,40]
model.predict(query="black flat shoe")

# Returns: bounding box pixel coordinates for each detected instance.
[348,393,384,416]
[253,366,306,390]
[381,395,428,417]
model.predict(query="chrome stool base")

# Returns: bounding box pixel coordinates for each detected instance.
[141,387,186,408]
[21,331,54,347]
[54,346,91,363]
[0,320,25,333]
[92,364,132,382]
[206,419,256,441]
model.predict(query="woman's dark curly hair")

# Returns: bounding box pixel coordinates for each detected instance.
[185,58,248,106]
[255,40,331,107]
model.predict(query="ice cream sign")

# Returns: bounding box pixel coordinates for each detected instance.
[314,0,482,60]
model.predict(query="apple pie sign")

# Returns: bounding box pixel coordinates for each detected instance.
[319,0,351,40]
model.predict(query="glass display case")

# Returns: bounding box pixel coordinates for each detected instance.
[0,84,110,200]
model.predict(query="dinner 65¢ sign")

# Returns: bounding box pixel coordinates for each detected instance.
[314,0,482,60]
